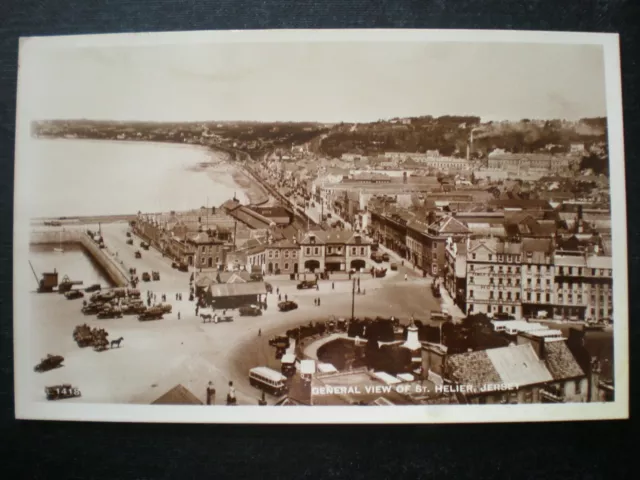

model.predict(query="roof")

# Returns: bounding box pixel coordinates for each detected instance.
[151,384,203,405]
[446,344,554,390]
[195,275,215,288]
[489,199,552,210]
[209,282,267,297]
[429,215,471,235]
[217,270,252,283]
[220,199,242,212]
[468,238,522,255]
[544,341,585,380]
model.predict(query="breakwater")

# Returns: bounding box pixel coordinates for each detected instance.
[30,230,129,287]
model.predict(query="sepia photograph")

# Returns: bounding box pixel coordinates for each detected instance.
[13,29,628,423]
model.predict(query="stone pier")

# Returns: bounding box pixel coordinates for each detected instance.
[30,230,129,287]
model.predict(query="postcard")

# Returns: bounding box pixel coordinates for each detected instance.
[13,29,628,423]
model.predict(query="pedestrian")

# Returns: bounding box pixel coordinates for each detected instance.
[276,287,280,295]
[357,278,360,288]
[178,311,181,320]
[258,328,261,336]
[317,297,321,307]
[227,381,236,405]
[206,382,215,405]
[316,284,319,291]
[258,391,267,406]
[196,305,199,316]
[404,273,408,281]
[285,294,288,301]
[278,293,281,301]
[332,281,335,290]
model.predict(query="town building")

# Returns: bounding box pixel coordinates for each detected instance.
[487,151,571,174]
[443,238,468,311]
[406,215,471,276]
[298,229,371,273]
[554,254,613,321]
[246,238,300,275]
[520,238,555,318]
[443,336,588,404]
[465,239,523,317]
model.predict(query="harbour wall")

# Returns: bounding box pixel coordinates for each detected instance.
[30,230,129,287]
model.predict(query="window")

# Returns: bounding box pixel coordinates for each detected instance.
[215,257,219,263]
[575,380,582,395]
[578,268,582,276]
[469,277,474,284]
[201,246,206,253]
[360,247,365,255]
[516,267,521,274]
[569,267,573,275]
[275,251,280,258]
[469,265,474,272]
[488,254,492,261]
[293,251,297,258]
[498,292,503,300]
[472,253,476,260]
[498,266,503,274]
[351,247,356,255]
[285,251,289,258]
[314,247,319,255]
[498,278,503,285]
[546,279,551,286]
[507,267,512,274]
[285,263,289,270]
[490,266,495,273]
[546,293,550,302]
[305,247,310,255]
[516,279,521,286]
[489,292,494,300]
[498,255,503,262]
[275,263,279,270]
[527,278,532,285]
[269,251,273,258]
[516,292,520,300]
[469,290,474,298]
[507,292,512,300]
[527,293,531,301]
[536,293,541,302]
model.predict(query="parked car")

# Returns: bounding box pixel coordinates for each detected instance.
[85,284,101,293]
[126,238,133,245]
[134,250,142,259]
[142,272,151,282]
[64,290,84,300]
[297,280,317,290]
[382,253,390,262]
[390,262,398,271]
[265,282,273,294]
[278,300,298,312]
[97,308,123,319]
[239,305,263,316]
[152,271,160,281]
[126,232,131,238]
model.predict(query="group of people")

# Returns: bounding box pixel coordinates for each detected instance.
[205,381,239,406]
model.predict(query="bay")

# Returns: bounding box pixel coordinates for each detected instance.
[23,138,249,218]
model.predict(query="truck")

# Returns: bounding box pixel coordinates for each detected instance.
[138,307,164,321]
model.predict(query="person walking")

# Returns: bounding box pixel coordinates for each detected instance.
[206,382,215,405]
[258,392,267,406]
[178,311,181,320]
[317,297,321,307]
[258,328,261,337]
[404,273,408,281]
[332,281,335,290]
[285,294,288,302]
[227,381,236,405]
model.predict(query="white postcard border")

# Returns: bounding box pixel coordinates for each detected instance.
[13,28,628,424]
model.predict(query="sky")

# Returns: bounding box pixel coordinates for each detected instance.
[18,40,607,123]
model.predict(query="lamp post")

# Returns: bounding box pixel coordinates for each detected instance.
[351,277,356,322]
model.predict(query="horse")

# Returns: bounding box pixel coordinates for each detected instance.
[200,313,212,323]
[110,337,124,349]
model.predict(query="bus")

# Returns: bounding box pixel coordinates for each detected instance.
[249,366,288,396]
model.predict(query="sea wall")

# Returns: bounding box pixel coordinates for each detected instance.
[30,230,129,287]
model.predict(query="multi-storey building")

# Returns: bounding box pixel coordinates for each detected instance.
[554,254,613,321]
[520,238,555,318]
[443,237,468,310]
[298,229,371,273]
[407,215,471,276]
[465,239,523,317]
[247,239,300,275]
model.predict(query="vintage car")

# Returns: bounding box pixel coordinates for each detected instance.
[152,271,160,281]
[138,308,164,321]
[278,300,298,312]
[140,241,150,250]
[85,284,101,293]
[370,252,383,263]
[390,262,398,271]
[81,303,103,315]
[64,290,84,300]
[171,261,179,269]
[430,283,441,298]
[264,282,273,294]
[269,335,290,349]
[239,305,262,317]
[141,272,151,282]
[34,354,64,373]
[97,308,123,319]
[134,250,142,259]
[126,238,134,245]
[381,253,390,262]
[122,304,146,315]
[297,280,317,290]
[126,232,131,238]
